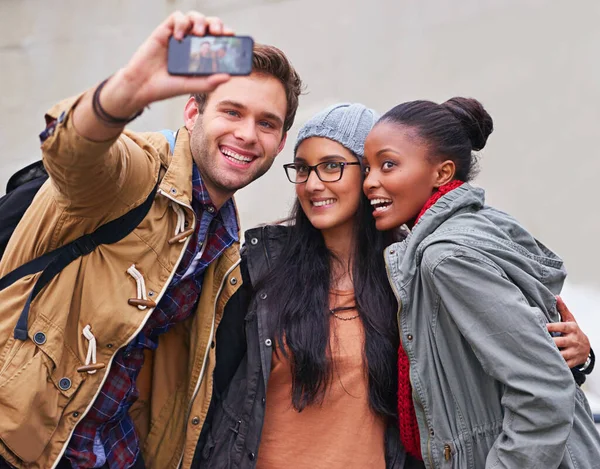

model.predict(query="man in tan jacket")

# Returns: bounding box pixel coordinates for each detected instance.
[0,11,302,469]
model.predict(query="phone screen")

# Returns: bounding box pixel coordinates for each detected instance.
[168,35,254,76]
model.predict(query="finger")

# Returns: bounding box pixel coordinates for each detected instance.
[187,11,207,37]
[177,74,231,95]
[561,322,577,334]
[565,357,580,368]
[547,322,567,333]
[203,73,230,88]
[223,25,235,36]
[561,350,579,368]
[556,296,576,323]
[154,11,184,42]
[173,11,193,41]
[206,16,224,35]
[553,336,571,349]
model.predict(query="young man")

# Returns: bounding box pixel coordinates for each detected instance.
[0,11,302,469]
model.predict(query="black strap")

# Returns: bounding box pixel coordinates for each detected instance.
[1,183,159,340]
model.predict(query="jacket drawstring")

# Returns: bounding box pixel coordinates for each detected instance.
[127,264,156,309]
[82,325,97,374]
[167,202,194,245]
[172,202,187,240]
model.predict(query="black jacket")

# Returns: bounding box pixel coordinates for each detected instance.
[193,225,421,469]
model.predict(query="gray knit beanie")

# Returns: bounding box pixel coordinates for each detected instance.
[294,103,379,160]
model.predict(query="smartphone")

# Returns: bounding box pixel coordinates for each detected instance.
[168,35,254,76]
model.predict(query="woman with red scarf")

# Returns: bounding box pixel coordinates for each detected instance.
[363,97,598,468]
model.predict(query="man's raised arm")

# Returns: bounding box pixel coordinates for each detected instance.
[41,11,233,214]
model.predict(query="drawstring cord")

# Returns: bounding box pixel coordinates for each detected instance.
[127,264,149,310]
[82,325,97,374]
[171,202,187,241]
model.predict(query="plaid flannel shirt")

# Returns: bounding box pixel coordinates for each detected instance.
[66,163,238,469]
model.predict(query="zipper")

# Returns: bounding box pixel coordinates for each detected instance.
[52,190,194,469]
[385,249,435,469]
[176,258,241,469]
[411,381,434,468]
[383,252,402,333]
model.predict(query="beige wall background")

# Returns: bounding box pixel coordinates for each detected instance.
[1,0,599,405]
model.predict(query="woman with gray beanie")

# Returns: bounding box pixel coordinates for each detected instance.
[193,103,422,469]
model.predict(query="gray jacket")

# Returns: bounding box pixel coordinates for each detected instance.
[384,184,600,469]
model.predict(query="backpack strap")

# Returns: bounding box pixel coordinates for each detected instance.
[7,182,159,340]
[159,129,176,154]
[1,130,178,340]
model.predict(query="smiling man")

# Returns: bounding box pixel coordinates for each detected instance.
[0,11,301,469]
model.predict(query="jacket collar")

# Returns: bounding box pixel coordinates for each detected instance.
[158,126,241,241]
[159,126,195,206]
[384,184,484,289]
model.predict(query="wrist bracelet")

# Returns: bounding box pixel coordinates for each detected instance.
[92,77,144,127]
[580,348,595,375]
[579,354,592,372]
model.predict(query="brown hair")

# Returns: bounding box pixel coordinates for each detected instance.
[193,43,303,133]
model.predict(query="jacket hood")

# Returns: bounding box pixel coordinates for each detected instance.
[386,184,566,321]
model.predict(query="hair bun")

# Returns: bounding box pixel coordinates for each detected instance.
[442,97,494,151]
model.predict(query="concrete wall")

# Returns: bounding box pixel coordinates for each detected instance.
[2,0,599,404]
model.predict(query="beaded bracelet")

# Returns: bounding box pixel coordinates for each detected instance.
[92,77,144,127]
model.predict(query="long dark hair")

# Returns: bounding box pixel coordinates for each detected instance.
[256,170,400,421]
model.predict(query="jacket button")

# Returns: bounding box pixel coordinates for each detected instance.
[230,277,238,285]
[262,397,266,406]
[389,250,395,255]
[72,412,80,418]
[250,238,258,245]
[207,206,215,214]
[170,187,177,195]
[259,292,267,300]
[248,452,255,461]
[59,378,72,391]
[191,417,200,425]
[265,339,272,347]
[407,334,413,341]
[33,331,46,345]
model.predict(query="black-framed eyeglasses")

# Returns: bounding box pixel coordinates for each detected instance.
[283,161,361,184]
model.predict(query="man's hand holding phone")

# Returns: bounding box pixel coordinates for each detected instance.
[73,11,234,142]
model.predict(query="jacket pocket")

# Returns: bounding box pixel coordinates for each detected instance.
[0,320,83,463]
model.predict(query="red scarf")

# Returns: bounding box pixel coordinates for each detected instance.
[397,180,464,461]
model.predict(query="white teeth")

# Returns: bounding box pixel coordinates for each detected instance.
[371,198,392,212]
[221,147,253,163]
[312,199,336,207]
[370,198,392,206]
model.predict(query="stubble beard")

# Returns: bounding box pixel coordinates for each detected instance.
[190,118,276,194]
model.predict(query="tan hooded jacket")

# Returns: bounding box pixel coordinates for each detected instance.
[0,95,241,469]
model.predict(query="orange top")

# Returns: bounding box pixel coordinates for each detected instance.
[256,290,386,469]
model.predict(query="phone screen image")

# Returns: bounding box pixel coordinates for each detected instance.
[168,35,254,76]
